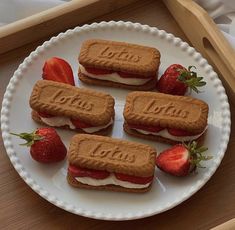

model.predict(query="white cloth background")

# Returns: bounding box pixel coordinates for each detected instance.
[0,0,235,49]
[195,0,235,49]
[0,0,66,26]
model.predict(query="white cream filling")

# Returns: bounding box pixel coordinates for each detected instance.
[40,116,113,133]
[80,65,151,86]
[40,116,75,129]
[75,173,151,189]
[131,127,206,142]
[82,119,113,133]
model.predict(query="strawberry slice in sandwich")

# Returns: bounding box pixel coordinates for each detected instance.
[156,141,212,176]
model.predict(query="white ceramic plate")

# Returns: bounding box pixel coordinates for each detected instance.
[1,21,231,220]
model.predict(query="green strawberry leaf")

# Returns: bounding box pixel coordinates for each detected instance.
[177,66,207,93]
[183,141,212,170]
[10,131,43,147]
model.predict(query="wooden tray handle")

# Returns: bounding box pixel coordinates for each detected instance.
[164,0,235,102]
[211,218,235,230]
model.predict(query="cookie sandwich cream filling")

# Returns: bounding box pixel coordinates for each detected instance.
[80,65,153,86]
[74,173,151,189]
[130,127,207,142]
[68,165,153,189]
[39,114,113,133]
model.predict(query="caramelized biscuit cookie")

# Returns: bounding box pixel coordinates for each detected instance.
[79,39,160,76]
[30,80,114,127]
[124,92,208,134]
[68,134,156,177]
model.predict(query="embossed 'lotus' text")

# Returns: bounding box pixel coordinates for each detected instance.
[98,46,141,63]
[143,99,189,118]
[89,143,136,163]
[50,89,93,111]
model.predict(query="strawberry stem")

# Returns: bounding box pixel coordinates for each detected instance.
[177,66,206,93]
[183,141,212,170]
[10,130,43,147]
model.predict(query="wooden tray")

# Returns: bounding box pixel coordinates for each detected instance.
[164,0,235,103]
[1,1,235,228]
[0,0,138,55]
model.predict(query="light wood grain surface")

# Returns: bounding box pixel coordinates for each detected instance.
[0,0,235,229]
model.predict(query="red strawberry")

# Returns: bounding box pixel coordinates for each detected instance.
[157,64,206,95]
[11,128,67,163]
[167,128,196,137]
[68,164,110,179]
[42,57,75,85]
[156,141,211,176]
[115,173,154,184]
[85,67,113,75]
[70,118,92,129]
[129,124,164,133]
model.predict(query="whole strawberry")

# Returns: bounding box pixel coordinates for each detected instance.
[156,141,211,176]
[157,64,206,95]
[42,57,75,85]
[11,128,67,163]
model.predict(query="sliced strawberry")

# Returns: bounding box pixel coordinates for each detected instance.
[70,118,92,129]
[115,173,153,184]
[85,67,113,75]
[129,124,164,133]
[42,57,75,85]
[38,111,55,118]
[156,142,211,176]
[68,164,110,179]
[167,128,196,137]
[156,144,190,176]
